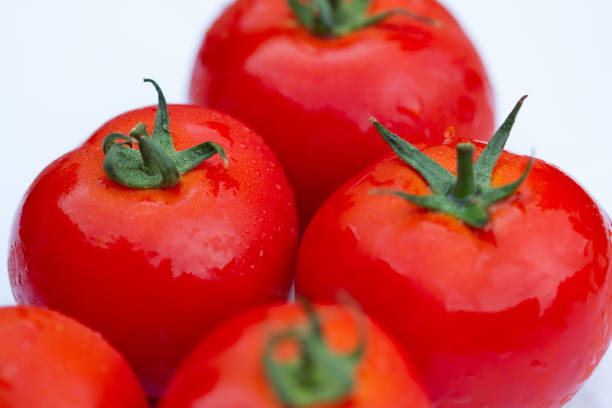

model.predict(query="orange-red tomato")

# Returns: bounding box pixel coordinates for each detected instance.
[190,0,494,225]
[0,306,148,408]
[159,303,432,408]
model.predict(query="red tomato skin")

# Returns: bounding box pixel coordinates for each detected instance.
[190,0,494,225]
[0,306,148,408]
[295,141,612,408]
[158,303,432,408]
[8,106,298,397]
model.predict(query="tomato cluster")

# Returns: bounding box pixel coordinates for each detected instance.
[4,0,611,407]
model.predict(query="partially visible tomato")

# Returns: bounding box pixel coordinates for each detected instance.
[158,301,431,408]
[190,0,494,225]
[0,306,148,408]
[8,80,298,397]
[296,99,612,407]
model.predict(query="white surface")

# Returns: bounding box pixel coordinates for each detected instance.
[1,1,610,406]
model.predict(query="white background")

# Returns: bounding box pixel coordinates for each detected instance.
[1,1,610,406]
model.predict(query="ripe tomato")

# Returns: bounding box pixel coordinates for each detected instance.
[0,306,148,408]
[295,100,612,407]
[8,80,298,397]
[158,302,432,408]
[190,0,494,225]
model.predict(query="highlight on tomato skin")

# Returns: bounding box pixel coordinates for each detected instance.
[295,101,612,407]
[189,0,495,227]
[0,306,149,408]
[158,302,433,408]
[8,80,299,398]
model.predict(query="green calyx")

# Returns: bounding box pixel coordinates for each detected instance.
[371,96,533,228]
[102,79,228,189]
[263,299,365,407]
[288,0,440,38]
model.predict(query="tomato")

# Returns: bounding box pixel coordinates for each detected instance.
[8,80,298,397]
[158,301,432,408]
[0,306,148,408]
[295,99,612,407]
[190,0,494,226]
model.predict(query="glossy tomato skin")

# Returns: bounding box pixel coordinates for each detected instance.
[295,140,612,408]
[9,106,298,397]
[158,303,432,408]
[190,0,494,225]
[0,306,148,408]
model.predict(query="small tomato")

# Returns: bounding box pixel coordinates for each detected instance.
[0,306,148,408]
[190,0,494,225]
[159,301,432,408]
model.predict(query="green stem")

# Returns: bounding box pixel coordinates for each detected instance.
[130,123,181,188]
[451,143,476,199]
[102,79,227,189]
[288,0,440,38]
[370,97,533,228]
[263,299,365,407]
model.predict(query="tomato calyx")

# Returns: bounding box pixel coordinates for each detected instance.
[102,79,228,189]
[263,299,365,407]
[288,0,440,38]
[370,96,533,228]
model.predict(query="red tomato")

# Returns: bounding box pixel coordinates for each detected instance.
[295,101,612,407]
[0,306,148,408]
[190,0,494,225]
[158,302,432,408]
[8,80,298,397]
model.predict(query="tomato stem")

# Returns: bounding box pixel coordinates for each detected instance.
[451,143,477,199]
[263,299,365,407]
[287,0,440,38]
[102,79,228,189]
[370,96,533,228]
